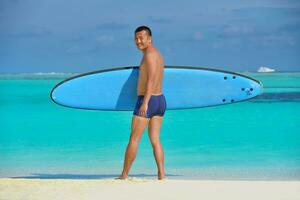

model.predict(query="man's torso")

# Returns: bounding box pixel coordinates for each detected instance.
[137,48,164,96]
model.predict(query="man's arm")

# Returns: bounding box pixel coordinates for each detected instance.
[142,52,157,106]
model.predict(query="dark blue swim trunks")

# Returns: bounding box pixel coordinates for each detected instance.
[133,94,167,118]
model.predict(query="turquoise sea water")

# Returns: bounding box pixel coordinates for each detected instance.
[0,72,299,180]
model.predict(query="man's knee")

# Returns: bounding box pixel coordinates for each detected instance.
[150,139,161,148]
[129,135,141,145]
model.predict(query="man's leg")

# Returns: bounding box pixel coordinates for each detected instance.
[148,115,165,180]
[119,115,150,179]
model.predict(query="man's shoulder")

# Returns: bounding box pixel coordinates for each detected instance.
[145,47,160,58]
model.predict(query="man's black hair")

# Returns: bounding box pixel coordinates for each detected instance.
[135,26,152,36]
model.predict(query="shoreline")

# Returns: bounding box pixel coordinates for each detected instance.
[1,178,299,200]
[1,170,299,181]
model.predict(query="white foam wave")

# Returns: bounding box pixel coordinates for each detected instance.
[33,72,73,75]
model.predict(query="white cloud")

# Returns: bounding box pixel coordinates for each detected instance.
[148,16,173,24]
[0,26,51,38]
[96,35,114,46]
[96,23,129,31]
[193,32,204,40]
[220,25,255,38]
[212,41,224,49]
[263,35,297,46]
[66,45,81,54]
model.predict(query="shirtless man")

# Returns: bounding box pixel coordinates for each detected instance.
[118,26,167,180]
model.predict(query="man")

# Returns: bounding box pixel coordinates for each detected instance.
[118,26,167,180]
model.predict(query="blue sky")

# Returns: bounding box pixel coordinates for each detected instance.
[0,0,299,73]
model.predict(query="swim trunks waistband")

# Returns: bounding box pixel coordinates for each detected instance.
[138,93,163,97]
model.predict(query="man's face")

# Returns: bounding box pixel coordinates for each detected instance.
[135,30,151,50]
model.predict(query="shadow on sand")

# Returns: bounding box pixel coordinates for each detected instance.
[10,173,181,179]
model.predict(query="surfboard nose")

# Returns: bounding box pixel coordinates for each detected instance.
[247,80,263,96]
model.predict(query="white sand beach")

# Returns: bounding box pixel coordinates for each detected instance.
[0,178,299,200]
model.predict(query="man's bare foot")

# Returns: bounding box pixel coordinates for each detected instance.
[115,176,128,180]
[115,174,129,180]
[158,172,166,180]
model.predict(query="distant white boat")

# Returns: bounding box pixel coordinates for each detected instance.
[257,66,275,73]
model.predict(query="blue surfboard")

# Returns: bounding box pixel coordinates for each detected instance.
[50,66,263,110]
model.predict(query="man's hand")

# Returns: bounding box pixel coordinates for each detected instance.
[139,103,148,117]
